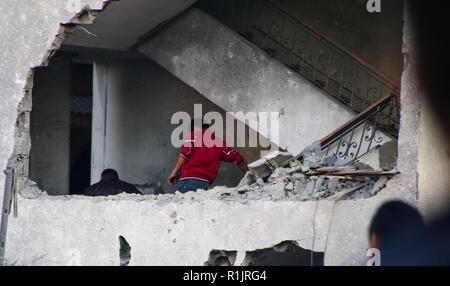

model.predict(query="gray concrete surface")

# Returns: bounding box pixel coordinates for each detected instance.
[3,184,410,266]
[29,55,71,196]
[64,0,196,51]
[0,0,106,227]
[417,88,450,220]
[139,8,359,157]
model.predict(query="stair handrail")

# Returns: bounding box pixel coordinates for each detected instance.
[266,0,400,90]
[296,93,397,160]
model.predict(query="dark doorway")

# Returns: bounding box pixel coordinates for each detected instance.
[69,63,93,195]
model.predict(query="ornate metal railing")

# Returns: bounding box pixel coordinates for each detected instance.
[197,0,400,136]
[296,93,398,163]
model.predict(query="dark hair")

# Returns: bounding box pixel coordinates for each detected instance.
[101,169,119,180]
[191,118,210,131]
[369,200,425,246]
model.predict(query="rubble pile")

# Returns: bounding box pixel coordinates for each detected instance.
[19,141,397,203]
[221,141,398,202]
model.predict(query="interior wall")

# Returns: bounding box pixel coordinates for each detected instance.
[29,55,72,196]
[139,8,362,157]
[273,0,404,83]
[92,60,267,193]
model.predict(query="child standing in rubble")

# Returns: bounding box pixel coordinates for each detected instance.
[168,118,249,193]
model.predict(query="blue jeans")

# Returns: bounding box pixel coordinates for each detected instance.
[176,179,209,193]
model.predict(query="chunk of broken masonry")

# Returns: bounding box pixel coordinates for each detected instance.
[19,183,45,199]
[248,158,272,179]
[236,171,256,188]
[261,182,286,201]
[264,151,294,168]
[370,176,389,195]
[302,140,322,158]
[248,151,294,179]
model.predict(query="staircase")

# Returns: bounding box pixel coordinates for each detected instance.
[197,0,400,138]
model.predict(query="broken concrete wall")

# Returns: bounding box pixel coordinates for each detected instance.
[5,169,415,266]
[139,8,360,156]
[92,60,269,193]
[0,0,106,226]
[5,194,333,265]
[410,0,450,217]
[29,54,72,196]
[417,87,450,219]
[324,1,421,264]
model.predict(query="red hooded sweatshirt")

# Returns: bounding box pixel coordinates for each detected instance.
[179,129,245,184]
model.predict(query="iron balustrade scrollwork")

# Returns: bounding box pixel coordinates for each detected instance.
[198,0,400,138]
[313,94,397,164]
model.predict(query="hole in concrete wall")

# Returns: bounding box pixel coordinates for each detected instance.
[14,1,398,202]
[204,250,237,266]
[29,55,94,196]
[204,241,324,266]
[21,1,271,197]
[243,241,324,266]
[119,235,131,266]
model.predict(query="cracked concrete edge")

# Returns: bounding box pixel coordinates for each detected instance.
[6,194,336,265]
[0,0,108,225]
[322,4,423,265]
[7,184,400,266]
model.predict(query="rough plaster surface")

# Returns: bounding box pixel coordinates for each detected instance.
[5,194,330,265]
[29,56,71,195]
[139,8,358,156]
[4,186,409,266]
[0,0,106,225]
[418,98,450,219]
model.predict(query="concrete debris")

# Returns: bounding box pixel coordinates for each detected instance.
[264,151,294,169]
[17,143,396,203]
[328,177,340,193]
[370,176,389,196]
[248,158,272,179]
[261,182,286,201]
[236,170,256,188]
[321,154,337,167]
[293,181,304,194]
[19,183,46,199]
[223,141,397,202]
[256,178,265,186]
[303,140,322,158]
[285,182,294,191]
[248,151,294,179]
[134,182,164,195]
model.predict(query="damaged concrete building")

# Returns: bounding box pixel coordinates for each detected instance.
[1,0,449,266]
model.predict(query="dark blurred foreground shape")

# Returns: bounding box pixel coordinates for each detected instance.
[368,200,425,265]
[369,201,425,250]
